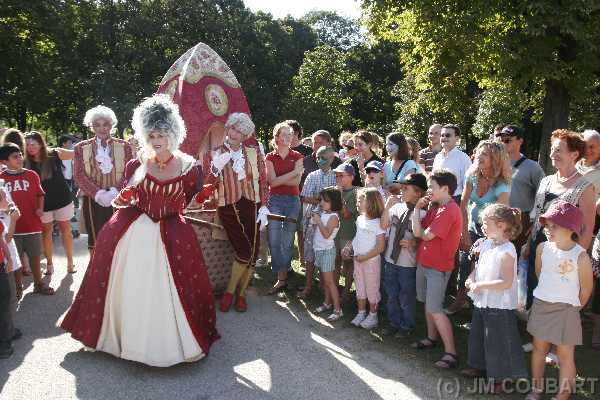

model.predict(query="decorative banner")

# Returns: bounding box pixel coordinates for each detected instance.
[156,42,255,159]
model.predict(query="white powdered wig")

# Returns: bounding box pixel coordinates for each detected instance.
[225,113,255,137]
[83,105,118,132]
[583,129,600,142]
[128,94,191,186]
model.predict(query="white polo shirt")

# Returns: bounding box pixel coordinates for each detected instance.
[432,146,472,196]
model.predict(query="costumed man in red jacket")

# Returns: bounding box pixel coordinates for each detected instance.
[203,113,269,312]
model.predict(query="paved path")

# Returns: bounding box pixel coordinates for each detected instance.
[0,236,487,400]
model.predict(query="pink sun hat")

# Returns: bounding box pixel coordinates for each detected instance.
[539,200,583,236]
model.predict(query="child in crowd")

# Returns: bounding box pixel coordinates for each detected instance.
[411,169,462,369]
[0,188,15,358]
[345,187,385,329]
[380,173,428,337]
[526,200,593,400]
[311,187,343,321]
[299,146,337,299]
[462,203,527,389]
[364,161,387,202]
[334,163,359,299]
[0,144,53,295]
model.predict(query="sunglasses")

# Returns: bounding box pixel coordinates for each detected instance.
[441,133,454,138]
[501,137,514,144]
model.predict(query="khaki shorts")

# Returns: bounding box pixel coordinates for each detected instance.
[416,264,452,313]
[14,233,42,259]
[41,202,74,224]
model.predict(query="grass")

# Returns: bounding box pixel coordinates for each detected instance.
[250,250,599,399]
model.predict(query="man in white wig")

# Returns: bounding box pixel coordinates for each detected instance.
[203,112,269,313]
[74,105,133,251]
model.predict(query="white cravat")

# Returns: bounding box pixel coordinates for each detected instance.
[224,142,246,181]
[96,137,113,175]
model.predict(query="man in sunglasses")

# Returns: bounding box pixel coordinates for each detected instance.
[432,124,471,203]
[499,125,545,251]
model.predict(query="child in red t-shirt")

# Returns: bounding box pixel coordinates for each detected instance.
[0,144,54,295]
[411,169,462,369]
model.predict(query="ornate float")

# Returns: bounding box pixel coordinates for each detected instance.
[156,42,256,294]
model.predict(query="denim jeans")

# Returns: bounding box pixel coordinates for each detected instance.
[268,195,301,273]
[468,307,528,380]
[383,262,416,331]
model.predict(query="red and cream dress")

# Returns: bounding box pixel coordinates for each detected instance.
[61,157,219,367]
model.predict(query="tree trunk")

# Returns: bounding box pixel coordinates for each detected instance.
[538,79,569,173]
[15,103,27,132]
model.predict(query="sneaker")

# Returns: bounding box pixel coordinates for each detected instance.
[545,352,559,366]
[360,313,378,330]
[522,342,534,353]
[327,310,343,322]
[350,312,367,327]
[315,303,332,314]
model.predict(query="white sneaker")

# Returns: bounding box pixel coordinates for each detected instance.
[327,310,343,321]
[315,303,332,314]
[360,313,378,330]
[522,342,534,353]
[351,312,367,327]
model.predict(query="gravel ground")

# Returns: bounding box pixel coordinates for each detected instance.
[0,235,493,400]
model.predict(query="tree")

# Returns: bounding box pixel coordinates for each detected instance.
[363,0,600,170]
[301,10,363,49]
[286,45,359,136]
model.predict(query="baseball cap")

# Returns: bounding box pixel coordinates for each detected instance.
[333,162,355,175]
[394,173,428,192]
[499,125,524,138]
[365,160,383,173]
[539,200,583,236]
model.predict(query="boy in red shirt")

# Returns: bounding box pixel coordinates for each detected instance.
[411,169,462,369]
[0,144,54,295]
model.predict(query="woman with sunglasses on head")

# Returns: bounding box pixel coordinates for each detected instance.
[24,131,76,275]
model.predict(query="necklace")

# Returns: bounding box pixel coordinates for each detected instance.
[556,169,578,183]
[155,154,174,170]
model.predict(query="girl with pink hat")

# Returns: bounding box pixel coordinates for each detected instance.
[526,200,594,400]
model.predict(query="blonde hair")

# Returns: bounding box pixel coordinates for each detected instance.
[480,203,522,240]
[358,187,384,219]
[271,122,292,148]
[339,130,353,146]
[469,140,512,185]
[407,137,421,163]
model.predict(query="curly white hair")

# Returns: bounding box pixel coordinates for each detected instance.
[225,113,255,138]
[128,94,189,186]
[83,105,118,131]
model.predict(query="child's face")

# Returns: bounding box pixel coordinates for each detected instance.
[400,184,421,204]
[319,196,332,212]
[543,221,574,243]
[428,179,448,202]
[335,172,353,189]
[482,218,507,241]
[365,170,382,187]
[5,152,23,170]
[357,194,367,214]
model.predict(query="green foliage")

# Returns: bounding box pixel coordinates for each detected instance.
[472,85,527,141]
[301,10,363,50]
[286,46,359,136]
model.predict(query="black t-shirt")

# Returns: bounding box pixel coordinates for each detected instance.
[350,153,384,186]
[29,150,72,211]
[293,144,313,158]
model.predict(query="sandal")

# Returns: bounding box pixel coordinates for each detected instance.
[411,337,438,350]
[267,280,288,295]
[67,265,77,274]
[44,264,54,276]
[434,352,459,369]
[33,282,55,296]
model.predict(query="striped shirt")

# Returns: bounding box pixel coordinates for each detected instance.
[204,144,268,206]
[73,137,133,197]
[418,147,440,173]
[301,169,337,200]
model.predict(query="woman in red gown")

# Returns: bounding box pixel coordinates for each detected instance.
[61,95,219,367]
